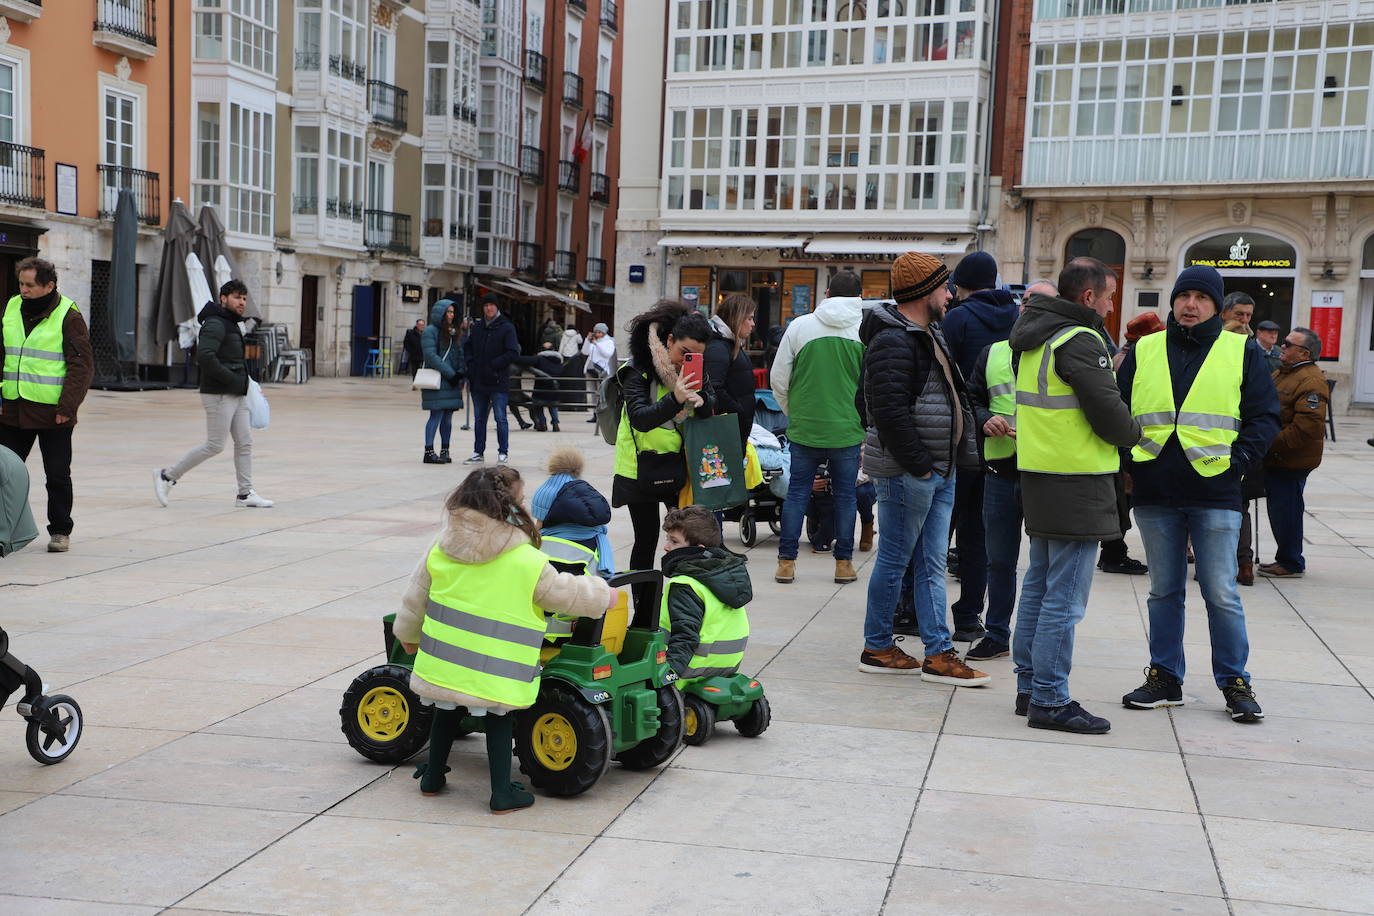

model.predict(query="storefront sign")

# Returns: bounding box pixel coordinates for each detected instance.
[1310,290,1343,361]
[1186,234,1295,270]
[628,265,645,283]
[792,285,812,316]
[400,284,423,303]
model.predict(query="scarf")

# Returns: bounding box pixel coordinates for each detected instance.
[709,314,734,341]
[532,474,615,577]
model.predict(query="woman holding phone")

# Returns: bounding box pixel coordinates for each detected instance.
[612,299,714,608]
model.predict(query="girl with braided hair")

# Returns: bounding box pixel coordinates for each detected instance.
[393,465,618,812]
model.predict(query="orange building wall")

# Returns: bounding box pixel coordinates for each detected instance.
[9,1,191,222]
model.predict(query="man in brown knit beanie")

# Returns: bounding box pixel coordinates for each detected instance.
[855,251,989,686]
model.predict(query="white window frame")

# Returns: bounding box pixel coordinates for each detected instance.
[226,102,274,237]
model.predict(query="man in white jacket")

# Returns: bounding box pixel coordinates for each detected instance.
[581,323,616,422]
[770,270,867,586]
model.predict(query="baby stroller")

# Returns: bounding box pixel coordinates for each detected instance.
[722,389,789,548]
[1,444,84,765]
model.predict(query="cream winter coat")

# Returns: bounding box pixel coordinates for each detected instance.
[392,507,613,713]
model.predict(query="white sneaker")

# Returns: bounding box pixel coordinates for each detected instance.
[153,468,174,507]
[236,491,274,508]
[498,453,509,464]
[463,453,484,464]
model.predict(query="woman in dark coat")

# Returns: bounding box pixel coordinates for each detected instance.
[705,293,758,447]
[420,299,465,463]
[611,299,714,608]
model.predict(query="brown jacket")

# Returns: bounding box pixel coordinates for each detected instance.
[0,293,95,429]
[1265,361,1326,471]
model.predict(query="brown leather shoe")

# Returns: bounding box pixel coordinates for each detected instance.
[921,649,991,687]
[775,559,796,583]
[834,559,858,583]
[859,521,875,552]
[1257,562,1304,578]
[859,641,923,674]
[1236,562,1255,586]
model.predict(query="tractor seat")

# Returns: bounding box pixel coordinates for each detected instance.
[539,591,631,664]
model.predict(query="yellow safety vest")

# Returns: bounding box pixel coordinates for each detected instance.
[1015,326,1119,476]
[983,339,1016,461]
[413,542,550,708]
[1,295,77,405]
[539,535,598,644]
[1130,330,1244,477]
[659,575,749,682]
[613,373,683,480]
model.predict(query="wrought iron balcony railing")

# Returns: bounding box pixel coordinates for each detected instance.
[453,101,478,124]
[364,210,412,254]
[94,0,156,48]
[524,49,546,91]
[0,142,46,209]
[520,145,545,183]
[562,71,583,109]
[98,164,159,225]
[552,249,576,281]
[594,89,614,126]
[590,171,611,204]
[517,241,542,274]
[601,0,617,33]
[368,80,408,132]
[586,256,606,286]
[557,159,580,194]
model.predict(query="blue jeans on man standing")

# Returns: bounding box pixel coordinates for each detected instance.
[863,472,956,655]
[982,473,1023,645]
[950,469,988,631]
[470,389,510,456]
[1264,467,1310,572]
[1134,505,1250,687]
[1013,537,1097,707]
[779,442,860,561]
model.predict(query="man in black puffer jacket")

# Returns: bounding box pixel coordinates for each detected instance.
[462,295,521,463]
[155,280,272,508]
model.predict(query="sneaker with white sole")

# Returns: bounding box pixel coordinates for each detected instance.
[463,453,484,464]
[153,468,175,507]
[498,453,509,464]
[236,491,274,508]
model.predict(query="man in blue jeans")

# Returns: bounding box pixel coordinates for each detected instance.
[854,251,988,686]
[1117,264,1280,724]
[462,295,520,464]
[771,270,866,586]
[1009,258,1141,733]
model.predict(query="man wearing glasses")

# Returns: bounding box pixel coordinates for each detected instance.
[1259,328,1328,580]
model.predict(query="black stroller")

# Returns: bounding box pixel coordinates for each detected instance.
[722,389,789,548]
[1,444,84,765]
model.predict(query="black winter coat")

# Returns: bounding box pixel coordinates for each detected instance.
[463,313,520,393]
[196,303,249,396]
[704,331,755,446]
[542,478,612,529]
[611,360,714,507]
[1117,313,1280,512]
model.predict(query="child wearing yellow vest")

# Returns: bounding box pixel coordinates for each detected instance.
[659,506,753,681]
[394,466,618,813]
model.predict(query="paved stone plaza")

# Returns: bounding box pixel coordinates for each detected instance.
[2,379,1373,915]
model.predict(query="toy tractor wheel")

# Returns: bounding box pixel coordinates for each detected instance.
[734,695,772,738]
[681,693,716,747]
[616,686,684,771]
[25,695,83,765]
[739,510,757,548]
[515,683,612,797]
[340,665,434,764]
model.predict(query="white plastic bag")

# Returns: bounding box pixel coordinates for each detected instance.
[246,378,270,430]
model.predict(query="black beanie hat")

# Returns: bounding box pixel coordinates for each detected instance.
[1169,265,1225,312]
[951,251,998,292]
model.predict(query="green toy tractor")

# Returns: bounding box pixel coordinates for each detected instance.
[339,570,684,797]
[679,674,771,746]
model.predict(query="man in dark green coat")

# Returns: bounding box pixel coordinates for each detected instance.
[154,280,273,508]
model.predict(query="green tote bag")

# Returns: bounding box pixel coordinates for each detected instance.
[682,415,749,511]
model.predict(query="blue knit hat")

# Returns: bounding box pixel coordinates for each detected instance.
[531,474,572,523]
[1170,265,1225,312]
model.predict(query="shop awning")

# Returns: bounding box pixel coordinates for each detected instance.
[804,234,974,256]
[658,234,808,249]
[492,277,590,312]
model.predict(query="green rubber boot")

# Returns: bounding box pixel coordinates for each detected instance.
[485,713,534,814]
[413,706,460,796]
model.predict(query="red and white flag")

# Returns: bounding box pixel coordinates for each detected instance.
[572,114,593,164]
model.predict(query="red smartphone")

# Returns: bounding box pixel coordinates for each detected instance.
[681,352,704,389]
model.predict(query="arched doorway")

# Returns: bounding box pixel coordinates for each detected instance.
[1182,231,1297,331]
[1065,228,1126,343]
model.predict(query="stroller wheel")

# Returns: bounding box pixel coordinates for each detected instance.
[768,519,781,535]
[739,510,757,548]
[25,695,83,765]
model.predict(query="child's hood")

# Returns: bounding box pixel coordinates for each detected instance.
[436,507,531,565]
[662,546,753,608]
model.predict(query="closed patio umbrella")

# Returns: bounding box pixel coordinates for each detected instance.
[195,205,260,319]
[153,201,201,347]
[106,188,138,367]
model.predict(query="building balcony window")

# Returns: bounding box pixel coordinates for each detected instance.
[562,71,583,109]
[600,0,617,34]
[557,159,580,194]
[449,222,475,241]
[590,171,610,204]
[516,241,542,275]
[292,195,318,215]
[0,0,42,25]
[568,0,586,14]
[329,54,366,85]
[552,249,576,281]
[326,198,364,222]
[364,210,412,254]
[586,256,606,286]
[98,164,159,225]
[525,49,547,91]
[453,102,478,124]
[93,0,157,60]
[294,49,320,71]
[0,142,46,210]
[520,145,545,183]
[594,90,614,126]
[367,80,408,133]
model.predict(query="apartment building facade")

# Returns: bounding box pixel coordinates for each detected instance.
[616,0,997,346]
[1,0,191,366]
[991,0,1374,407]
